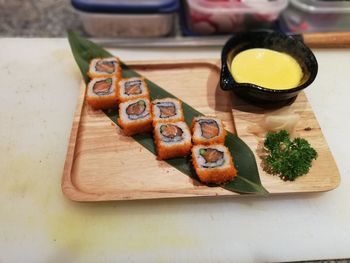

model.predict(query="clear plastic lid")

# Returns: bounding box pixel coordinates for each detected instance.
[187,0,288,14]
[72,0,179,13]
[290,0,350,14]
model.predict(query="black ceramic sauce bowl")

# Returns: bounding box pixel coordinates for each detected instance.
[220,30,318,104]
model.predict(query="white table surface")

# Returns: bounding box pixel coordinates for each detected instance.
[0,38,349,263]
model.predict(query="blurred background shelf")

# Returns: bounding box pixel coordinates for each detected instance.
[2,0,350,39]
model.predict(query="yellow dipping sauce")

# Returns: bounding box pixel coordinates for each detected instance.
[230,48,303,90]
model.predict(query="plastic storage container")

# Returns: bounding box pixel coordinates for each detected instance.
[71,0,179,37]
[184,0,288,35]
[282,0,350,33]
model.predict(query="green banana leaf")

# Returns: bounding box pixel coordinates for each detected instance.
[68,31,268,195]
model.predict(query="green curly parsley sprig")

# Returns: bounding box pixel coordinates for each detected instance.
[264,130,317,181]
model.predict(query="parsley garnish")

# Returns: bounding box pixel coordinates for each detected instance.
[264,130,317,181]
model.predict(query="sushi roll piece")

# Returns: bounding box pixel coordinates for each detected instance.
[152,98,184,124]
[192,144,237,184]
[86,77,118,110]
[154,121,192,160]
[88,57,121,79]
[118,77,150,102]
[192,116,226,145]
[117,98,152,136]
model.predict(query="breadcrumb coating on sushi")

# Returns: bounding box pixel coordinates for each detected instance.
[117,77,150,103]
[152,98,184,124]
[191,144,237,184]
[153,121,192,160]
[117,98,153,136]
[88,57,121,79]
[86,77,118,110]
[191,116,226,145]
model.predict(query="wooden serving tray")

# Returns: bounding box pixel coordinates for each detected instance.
[62,59,340,201]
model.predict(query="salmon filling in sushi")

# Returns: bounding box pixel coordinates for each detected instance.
[199,148,225,168]
[158,103,176,118]
[96,61,114,73]
[118,98,153,136]
[152,98,184,124]
[126,100,148,120]
[86,77,118,110]
[154,121,192,160]
[118,77,150,102]
[192,116,226,145]
[192,144,237,184]
[88,57,121,79]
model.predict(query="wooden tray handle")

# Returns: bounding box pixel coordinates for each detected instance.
[303,32,350,48]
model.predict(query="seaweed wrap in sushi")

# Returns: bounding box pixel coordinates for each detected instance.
[192,144,237,184]
[117,98,152,136]
[88,57,121,79]
[154,121,192,160]
[192,116,226,145]
[118,77,150,102]
[86,77,118,110]
[152,98,184,124]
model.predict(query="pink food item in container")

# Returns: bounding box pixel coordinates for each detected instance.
[185,0,288,35]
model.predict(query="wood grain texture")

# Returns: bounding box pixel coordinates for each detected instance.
[303,32,350,48]
[62,59,340,201]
